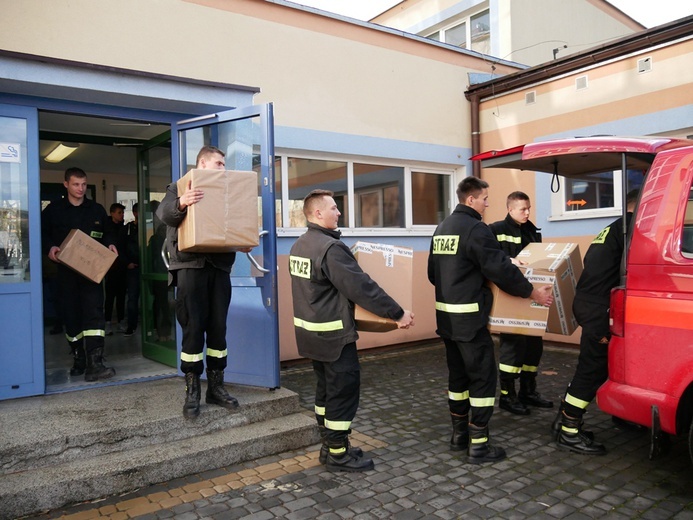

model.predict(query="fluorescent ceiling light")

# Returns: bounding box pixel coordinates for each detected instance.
[45,143,79,163]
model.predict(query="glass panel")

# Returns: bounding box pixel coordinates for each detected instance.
[287,158,347,228]
[470,10,490,54]
[0,117,29,282]
[565,171,615,211]
[427,31,441,42]
[446,21,467,48]
[412,172,450,225]
[682,186,693,257]
[354,163,404,228]
[273,156,283,227]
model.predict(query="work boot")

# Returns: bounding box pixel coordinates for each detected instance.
[183,372,201,419]
[519,372,553,408]
[205,369,239,409]
[84,347,116,381]
[556,411,606,455]
[318,425,363,465]
[449,413,469,451]
[467,423,506,464]
[69,344,87,377]
[551,400,595,441]
[324,436,374,472]
[499,379,529,415]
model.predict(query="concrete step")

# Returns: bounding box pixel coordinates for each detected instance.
[0,378,319,519]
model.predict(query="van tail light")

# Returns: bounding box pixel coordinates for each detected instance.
[610,286,626,337]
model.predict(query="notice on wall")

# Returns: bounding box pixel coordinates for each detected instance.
[0,143,20,163]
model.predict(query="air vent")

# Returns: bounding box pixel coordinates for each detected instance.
[638,57,652,73]
[576,75,588,90]
[525,91,536,105]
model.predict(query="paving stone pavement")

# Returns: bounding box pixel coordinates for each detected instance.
[26,342,693,520]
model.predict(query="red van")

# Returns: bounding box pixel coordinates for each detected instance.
[473,136,693,463]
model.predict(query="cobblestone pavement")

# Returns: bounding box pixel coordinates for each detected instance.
[29,342,693,519]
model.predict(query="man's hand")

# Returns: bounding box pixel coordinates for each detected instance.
[530,285,553,307]
[511,257,527,267]
[179,180,204,210]
[396,310,415,329]
[48,246,61,263]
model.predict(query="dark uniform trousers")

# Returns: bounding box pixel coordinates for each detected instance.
[564,297,610,418]
[175,263,231,375]
[498,333,543,381]
[312,342,360,442]
[58,265,106,353]
[444,327,497,426]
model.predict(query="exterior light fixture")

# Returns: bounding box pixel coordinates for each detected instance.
[44,143,79,163]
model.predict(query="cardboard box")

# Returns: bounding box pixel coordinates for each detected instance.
[351,241,413,332]
[177,169,259,253]
[57,229,117,284]
[489,242,583,336]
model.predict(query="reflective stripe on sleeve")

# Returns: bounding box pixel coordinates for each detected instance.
[435,301,479,313]
[293,317,344,332]
[495,234,521,244]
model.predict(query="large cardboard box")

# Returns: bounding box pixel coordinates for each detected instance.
[351,241,413,332]
[177,169,259,253]
[489,242,583,336]
[57,229,117,284]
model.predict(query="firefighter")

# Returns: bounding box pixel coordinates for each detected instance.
[289,189,414,472]
[554,190,638,454]
[428,177,553,464]
[489,192,553,415]
[156,145,252,419]
[42,167,118,381]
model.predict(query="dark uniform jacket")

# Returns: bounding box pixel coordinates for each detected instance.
[123,220,139,267]
[575,212,633,307]
[488,214,541,258]
[42,197,113,255]
[156,182,236,280]
[427,204,534,342]
[289,223,404,363]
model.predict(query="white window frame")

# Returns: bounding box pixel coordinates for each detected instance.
[548,170,624,221]
[275,151,456,236]
[426,8,490,52]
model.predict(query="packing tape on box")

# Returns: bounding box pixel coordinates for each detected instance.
[489,316,548,331]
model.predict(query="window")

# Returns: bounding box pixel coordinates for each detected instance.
[277,156,454,231]
[682,187,693,257]
[412,172,450,225]
[426,9,490,53]
[550,169,646,220]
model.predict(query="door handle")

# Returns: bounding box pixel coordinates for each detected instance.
[161,238,169,270]
[245,230,270,273]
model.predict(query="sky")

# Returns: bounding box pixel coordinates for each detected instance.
[293,0,692,28]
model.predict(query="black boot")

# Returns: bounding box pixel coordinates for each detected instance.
[450,413,469,451]
[318,425,363,465]
[205,369,239,409]
[69,344,86,377]
[183,372,201,419]
[467,423,506,464]
[324,435,374,472]
[551,400,595,441]
[556,411,606,455]
[499,379,529,415]
[84,347,115,381]
[519,372,553,408]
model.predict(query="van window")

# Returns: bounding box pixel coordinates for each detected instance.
[681,187,693,257]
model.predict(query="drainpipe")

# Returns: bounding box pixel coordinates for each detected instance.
[469,93,481,178]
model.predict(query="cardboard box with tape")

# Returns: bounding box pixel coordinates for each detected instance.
[489,242,583,336]
[57,229,118,284]
[177,169,259,253]
[351,241,413,333]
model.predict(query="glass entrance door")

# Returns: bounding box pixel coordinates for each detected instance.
[137,132,177,367]
[174,104,279,388]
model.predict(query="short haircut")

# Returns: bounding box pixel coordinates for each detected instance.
[456,177,489,202]
[507,191,530,207]
[132,202,139,213]
[626,189,639,206]
[303,189,333,218]
[196,145,225,166]
[109,203,125,213]
[64,167,87,182]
